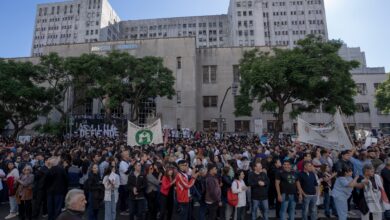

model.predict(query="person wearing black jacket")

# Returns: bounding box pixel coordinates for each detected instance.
[248,161,270,220]
[32,156,49,219]
[85,164,103,220]
[45,157,68,220]
[221,166,233,220]
[128,161,147,220]
[268,157,282,218]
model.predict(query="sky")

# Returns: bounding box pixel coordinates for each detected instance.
[0,0,388,72]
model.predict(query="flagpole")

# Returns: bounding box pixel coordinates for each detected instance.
[337,107,356,148]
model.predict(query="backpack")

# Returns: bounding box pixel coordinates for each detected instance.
[227,180,239,207]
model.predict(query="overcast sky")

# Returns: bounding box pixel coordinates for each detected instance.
[0,0,388,72]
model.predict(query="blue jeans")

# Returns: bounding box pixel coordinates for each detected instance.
[175,202,190,220]
[251,199,269,220]
[302,195,317,220]
[280,194,296,220]
[9,196,18,213]
[104,193,116,220]
[129,198,146,220]
[333,196,348,220]
[323,191,337,216]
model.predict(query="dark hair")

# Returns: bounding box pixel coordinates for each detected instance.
[234,169,245,180]
[222,166,230,175]
[104,166,113,176]
[338,167,352,177]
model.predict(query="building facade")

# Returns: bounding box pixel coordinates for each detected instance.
[14,0,387,134]
[32,0,328,56]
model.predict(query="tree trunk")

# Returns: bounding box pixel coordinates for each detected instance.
[273,102,285,143]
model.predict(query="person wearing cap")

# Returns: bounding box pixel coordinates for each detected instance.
[174,159,198,220]
[205,163,221,220]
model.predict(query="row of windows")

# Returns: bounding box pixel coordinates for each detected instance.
[272,2,286,6]
[36,27,46,31]
[61,25,72,30]
[236,1,253,8]
[309,20,324,25]
[291,30,307,35]
[275,40,290,46]
[88,0,101,10]
[356,83,382,95]
[203,120,250,132]
[60,33,72,38]
[308,10,323,15]
[237,10,253,16]
[238,30,255,36]
[39,4,80,16]
[37,16,73,24]
[310,29,325,34]
[33,44,45,48]
[238,20,254,27]
[48,26,59,31]
[47,34,58,39]
[86,30,99,35]
[202,65,240,84]
[307,0,322,5]
[128,22,224,32]
[34,35,45,40]
[239,40,255,46]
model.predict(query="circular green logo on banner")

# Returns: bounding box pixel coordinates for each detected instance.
[135,129,153,145]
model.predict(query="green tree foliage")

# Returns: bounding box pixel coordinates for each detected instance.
[375,74,390,113]
[235,36,359,138]
[66,51,175,123]
[0,59,50,137]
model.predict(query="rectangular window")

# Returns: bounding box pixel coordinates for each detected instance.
[64,5,67,14]
[203,96,218,107]
[86,30,89,35]
[374,83,380,91]
[203,120,218,132]
[267,120,277,132]
[44,7,47,16]
[95,29,98,34]
[177,91,181,104]
[356,83,367,95]
[177,57,182,69]
[235,120,250,132]
[51,7,55,15]
[85,99,93,115]
[39,8,42,16]
[233,65,240,82]
[57,6,60,14]
[203,65,217,84]
[70,5,73,13]
[356,103,370,113]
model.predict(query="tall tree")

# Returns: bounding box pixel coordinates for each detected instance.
[36,52,71,122]
[375,74,390,113]
[0,59,50,137]
[235,36,359,139]
[66,51,175,124]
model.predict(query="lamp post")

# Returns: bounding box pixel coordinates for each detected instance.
[217,82,238,135]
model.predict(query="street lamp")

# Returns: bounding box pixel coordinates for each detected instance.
[217,82,239,135]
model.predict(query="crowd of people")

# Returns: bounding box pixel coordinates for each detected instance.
[0,132,389,220]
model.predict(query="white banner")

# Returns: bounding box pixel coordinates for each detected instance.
[297,111,352,150]
[127,119,163,146]
[254,119,263,136]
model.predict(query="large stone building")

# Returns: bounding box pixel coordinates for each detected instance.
[9,0,388,135]
[32,0,327,56]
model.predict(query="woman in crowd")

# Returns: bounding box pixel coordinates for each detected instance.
[103,165,120,220]
[331,167,366,220]
[145,164,161,220]
[85,163,104,220]
[231,170,248,220]
[16,165,34,220]
[221,165,233,220]
[5,161,19,219]
[159,166,176,220]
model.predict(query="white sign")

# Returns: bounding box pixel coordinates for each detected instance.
[297,111,352,150]
[364,137,378,148]
[18,136,31,144]
[127,119,163,146]
[78,124,119,138]
[254,119,263,136]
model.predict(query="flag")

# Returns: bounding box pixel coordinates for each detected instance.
[297,111,352,150]
[127,119,163,146]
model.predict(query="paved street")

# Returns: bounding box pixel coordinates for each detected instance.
[0,202,362,220]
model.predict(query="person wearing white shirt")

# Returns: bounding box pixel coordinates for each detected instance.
[231,170,248,220]
[103,165,120,220]
[118,150,130,215]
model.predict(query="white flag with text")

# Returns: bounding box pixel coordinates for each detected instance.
[127,119,163,146]
[297,111,352,150]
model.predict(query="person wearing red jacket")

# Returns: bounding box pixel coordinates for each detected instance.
[174,160,198,220]
[159,166,176,220]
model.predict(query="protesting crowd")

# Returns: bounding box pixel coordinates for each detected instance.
[0,131,389,220]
